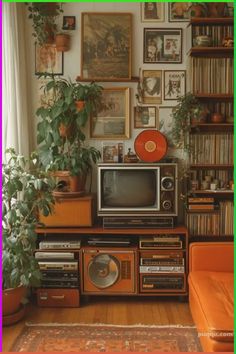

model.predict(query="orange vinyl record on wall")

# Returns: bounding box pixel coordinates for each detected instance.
[134,130,168,162]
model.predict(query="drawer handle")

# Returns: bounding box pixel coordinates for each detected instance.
[51,295,65,300]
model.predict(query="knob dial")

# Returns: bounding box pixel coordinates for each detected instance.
[161,176,174,191]
[162,200,172,210]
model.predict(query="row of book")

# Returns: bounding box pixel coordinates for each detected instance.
[186,201,233,236]
[189,133,233,164]
[190,58,233,94]
[190,169,233,187]
[192,25,233,47]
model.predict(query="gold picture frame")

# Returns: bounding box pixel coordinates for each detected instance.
[90,88,130,139]
[81,13,132,81]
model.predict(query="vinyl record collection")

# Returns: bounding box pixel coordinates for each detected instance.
[189,133,233,164]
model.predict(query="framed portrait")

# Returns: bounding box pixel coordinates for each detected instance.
[62,16,76,30]
[169,3,191,22]
[143,28,182,63]
[164,70,186,100]
[35,44,63,75]
[134,106,157,129]
[102,142,124,163]
[142,70,162,104]
[81,13,132,80]
[141,2,165,22]
[90,88,130,139]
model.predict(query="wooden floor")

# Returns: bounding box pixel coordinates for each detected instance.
[2,295,194,352]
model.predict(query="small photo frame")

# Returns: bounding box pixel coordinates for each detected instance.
[62,16,76,30]
[164,70,186,100]
[169,3,191,22]
[159,106,176,147]
[102,142,124,163]
[90,88,130,139]
[143,28,182,64]
[141,2,165,22]
[35,44,63,75]
[142,70,162,104]
[134,106,157,129]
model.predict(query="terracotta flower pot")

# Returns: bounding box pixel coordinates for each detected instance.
[210,113,225,123]
[69,174,87,193]
[56,34,70,52]
[75,100,85,112]
[190,4,206,17]
[3,286,26,316]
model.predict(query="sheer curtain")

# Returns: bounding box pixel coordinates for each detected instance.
[2,2,31,161]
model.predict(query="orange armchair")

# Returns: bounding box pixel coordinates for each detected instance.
[188,242,234,352]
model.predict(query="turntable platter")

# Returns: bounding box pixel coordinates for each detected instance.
[88,254,119,289]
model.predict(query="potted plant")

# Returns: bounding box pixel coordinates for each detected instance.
[26,2,63,45]
[189,3,208,18]
[36,76,102,192]
[171,93,208,151]
[2,148,55,325]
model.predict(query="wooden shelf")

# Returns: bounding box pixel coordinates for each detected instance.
[189,190,234,196]
[190,47,233,57]
[190,17,234,26]
[186,209,219,214]
[190,164,233,169]
[76,76,139,83]
[189,235,233,243]
[194,93,233,100]
[190,123,234,132]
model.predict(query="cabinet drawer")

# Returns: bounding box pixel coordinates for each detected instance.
[37,288,80,307]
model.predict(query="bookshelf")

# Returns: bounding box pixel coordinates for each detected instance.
[187,17,234,241]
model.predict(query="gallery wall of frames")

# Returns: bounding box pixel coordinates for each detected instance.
[26,2,191,160]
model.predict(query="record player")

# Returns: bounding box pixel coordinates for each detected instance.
[82,248,137,294]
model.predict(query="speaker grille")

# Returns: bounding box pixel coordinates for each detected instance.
[121,260,131,279]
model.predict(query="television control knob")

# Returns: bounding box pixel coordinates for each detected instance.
[162,200,172,210]
[161,176,174,191]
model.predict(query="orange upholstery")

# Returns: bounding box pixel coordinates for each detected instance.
[188,242,234,352]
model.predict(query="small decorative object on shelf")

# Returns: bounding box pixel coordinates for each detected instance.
[124,148,139,163]
[194,35,212,47]
[222,37,234,48]
[210,112,225,123]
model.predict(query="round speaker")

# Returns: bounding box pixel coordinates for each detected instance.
[162,200,172,210]
[134,130,168,162]
[88,254,119,289]
[161,176,174,191]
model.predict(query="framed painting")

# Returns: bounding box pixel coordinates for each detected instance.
[102,142,124,163]
[134,106,157,129]
[35,44,63,75]
[62,16,76,30]
[143,28,182,63]
[141,3,165,22]
[164,70,186,100]
[142,70,162,104]
[169,3,191,22]
[90,88,130,139]
[81,13,132,80]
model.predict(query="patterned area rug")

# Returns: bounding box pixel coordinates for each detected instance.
[11,323,202,352]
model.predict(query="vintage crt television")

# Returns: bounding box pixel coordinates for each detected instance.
[97,163,178,222]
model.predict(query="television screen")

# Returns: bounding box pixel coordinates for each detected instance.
[102,170,157,208]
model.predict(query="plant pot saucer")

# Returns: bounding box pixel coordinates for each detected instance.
[3,304,25,326]
[52,190,85,198]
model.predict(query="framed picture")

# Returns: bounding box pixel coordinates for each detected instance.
[141,3,165,22]
[142,70,162,104]
[134,106,157,129]
[102,142,124,163]
[35,44,63,75]
[169,3,191,22]
[62,16,76,30]
[164,70,186,100]
[159,106,176,147]
[90,88,130,139]
[143,28,182,63]
[81,13,132,80]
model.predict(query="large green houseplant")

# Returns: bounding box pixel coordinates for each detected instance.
[2,148,55,324]
[36,76,102,192]
[171,92,208,152]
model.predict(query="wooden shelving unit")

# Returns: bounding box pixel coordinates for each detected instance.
[187,16,234,240]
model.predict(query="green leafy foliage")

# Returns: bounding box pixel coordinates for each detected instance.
[36,76,102,176]
[2,148,55,289]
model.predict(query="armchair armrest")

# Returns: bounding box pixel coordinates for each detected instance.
[189,242,233,272]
